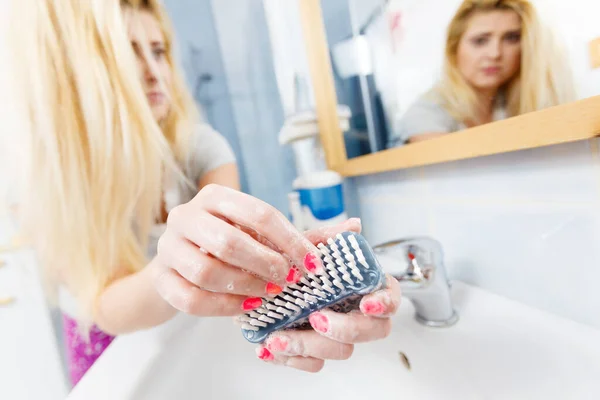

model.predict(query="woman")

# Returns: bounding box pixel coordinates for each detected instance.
[6,0,401,387]
[388,0,575,146]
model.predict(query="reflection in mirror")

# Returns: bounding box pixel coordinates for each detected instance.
[321,0,390,158]
[321,0,598,158]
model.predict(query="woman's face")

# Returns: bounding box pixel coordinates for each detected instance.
[456,10,522,93]
[127,9,171,122]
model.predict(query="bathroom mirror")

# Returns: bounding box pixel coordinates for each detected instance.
[298,0,600,175]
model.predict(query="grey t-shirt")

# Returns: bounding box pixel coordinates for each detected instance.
[388,90,507,148]
[167,123,237,209]
[388,90,462,148]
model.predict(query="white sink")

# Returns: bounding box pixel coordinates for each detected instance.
[68,281,600,400]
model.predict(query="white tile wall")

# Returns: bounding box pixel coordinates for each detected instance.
[353,139,600,329]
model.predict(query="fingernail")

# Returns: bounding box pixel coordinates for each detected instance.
[266,282,283,295]
[304,253,324,275]
[361,300,386,315]
[266,336,288,353]
[242,297,263,311]
[286,266,301,283]
[309,312,329,334]
[256,347,274,361]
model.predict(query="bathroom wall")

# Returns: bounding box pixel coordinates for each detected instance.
[209,0,298,213]
[163,0,250,193]
[164,0,296,213]
[353,138,600,329]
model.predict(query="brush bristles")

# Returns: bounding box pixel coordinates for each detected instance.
[240,233,369,332]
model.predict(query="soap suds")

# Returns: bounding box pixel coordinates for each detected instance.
[286,338,305,357]
[270,265,280,280]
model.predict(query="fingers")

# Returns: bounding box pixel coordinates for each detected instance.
[152,267,263,316]
[156,230,281,297]
[228,222,280,253]
[256,329,355,373]
[303,218,362,245]
[255,348,325,373]
[166,208,291,285]
[263,330,354,360]
[192,184,324,276]
[305,275,401,344]
[308,309,393,344]
[359,274,402,318]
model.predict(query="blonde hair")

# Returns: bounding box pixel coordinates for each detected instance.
[6,0,194,324]
[435,0,576,124]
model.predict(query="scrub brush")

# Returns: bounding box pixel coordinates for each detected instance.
[239,231,385,344]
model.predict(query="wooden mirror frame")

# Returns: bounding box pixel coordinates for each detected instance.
[298,0,600,177]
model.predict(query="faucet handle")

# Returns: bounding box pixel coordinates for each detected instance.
[373,237,458,327]
[373,237,444,284]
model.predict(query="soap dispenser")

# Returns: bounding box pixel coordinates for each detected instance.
[279,75,350,231]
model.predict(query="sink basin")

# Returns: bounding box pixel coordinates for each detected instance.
[68,281,600,400]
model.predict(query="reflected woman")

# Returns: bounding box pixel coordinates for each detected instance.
[388,0,575,146]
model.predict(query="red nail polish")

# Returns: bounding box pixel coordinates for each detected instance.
[304,253,323,274]
[266,282,283,295]
[256,347,274,361]
[286,266,301,283]
[309,312,329,334]
[266,336,288,352]
[242,297,263,311]
[362,300,386,315]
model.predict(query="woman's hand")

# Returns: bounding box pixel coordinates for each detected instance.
[151,184,327,316]
[254,222,402,373]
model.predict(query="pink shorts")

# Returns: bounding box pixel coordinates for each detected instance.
[62,314,115,387]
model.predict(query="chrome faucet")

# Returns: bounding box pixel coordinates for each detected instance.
[373,237,459,327]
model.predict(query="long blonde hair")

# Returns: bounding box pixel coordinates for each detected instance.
[435,0,576,124]
[6,0,194,323]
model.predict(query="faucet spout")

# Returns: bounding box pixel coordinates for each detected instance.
[374,237,459,327]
